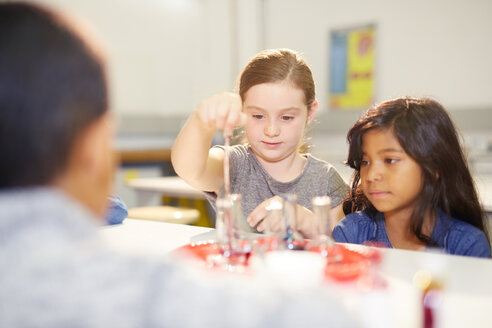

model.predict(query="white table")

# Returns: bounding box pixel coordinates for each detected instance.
[99,218,212,255]
[100,219,492,328]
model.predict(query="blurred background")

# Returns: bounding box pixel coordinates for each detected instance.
[30,0,492,209]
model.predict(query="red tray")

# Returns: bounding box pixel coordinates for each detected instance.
[173,239,381,282]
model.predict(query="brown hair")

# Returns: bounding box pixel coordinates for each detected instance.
[236,49,316,152]
[239,48,315,107]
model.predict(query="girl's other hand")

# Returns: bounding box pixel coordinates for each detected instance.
[247,196,283,233]
[195,92,246,134]
[248,196,315,239]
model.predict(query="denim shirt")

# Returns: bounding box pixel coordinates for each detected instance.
[333,209,491,258]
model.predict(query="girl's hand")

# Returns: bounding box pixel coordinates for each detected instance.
[195,92,246,134]
[247,196,315,238]
[295,205,315,238]
[247,196,284,233]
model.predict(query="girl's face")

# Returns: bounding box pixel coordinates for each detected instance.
[360,128,423,219]
[243,80,317,164]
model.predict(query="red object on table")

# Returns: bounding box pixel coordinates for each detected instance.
[173,239,382,282]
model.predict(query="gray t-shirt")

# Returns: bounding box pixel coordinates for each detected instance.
[207,144,349,223]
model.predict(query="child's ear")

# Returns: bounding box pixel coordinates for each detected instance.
[307,100,318,125]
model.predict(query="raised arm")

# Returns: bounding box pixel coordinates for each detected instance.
[171,92,245,194]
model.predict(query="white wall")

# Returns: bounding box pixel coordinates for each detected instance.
[264,0,492,111]
[36,0,235,116]
[33,0,492,116]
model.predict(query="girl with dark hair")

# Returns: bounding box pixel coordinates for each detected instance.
[172,49,349,237]
[333,97,490,258]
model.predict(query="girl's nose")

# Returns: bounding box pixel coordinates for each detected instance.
[364,164,382,182]
[264,121,280,137]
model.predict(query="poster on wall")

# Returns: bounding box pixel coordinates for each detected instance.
[329,24,375,110]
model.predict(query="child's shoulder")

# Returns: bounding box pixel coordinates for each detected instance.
[342,210,380,224]
[336,211,380,234]
[333,210,381,244]
[305,153,338,173]
[439,212,486,236]
[303,155,349,190]
[436,211,490,257]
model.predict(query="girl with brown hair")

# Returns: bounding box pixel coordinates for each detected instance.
[172,49,348,237]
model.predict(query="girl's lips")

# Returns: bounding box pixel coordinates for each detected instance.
[368,191,390,198]
[262,141,282,148]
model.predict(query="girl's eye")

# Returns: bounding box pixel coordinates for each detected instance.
[385,158,399,164]
[281,115,294,121]
[252,114,264,119]
[360,160,370,166]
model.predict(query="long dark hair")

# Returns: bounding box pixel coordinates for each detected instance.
[343,97,489,246]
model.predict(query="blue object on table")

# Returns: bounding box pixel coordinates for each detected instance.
[106,195,128,225]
